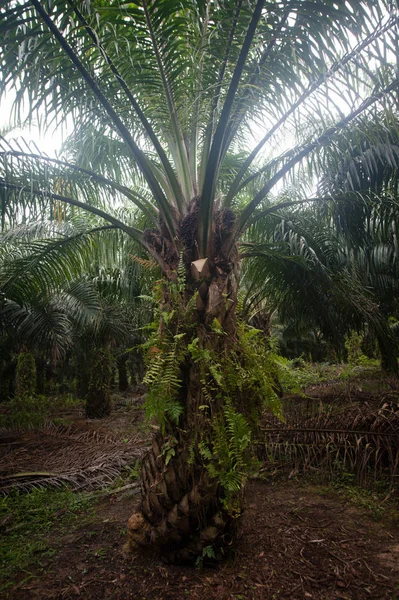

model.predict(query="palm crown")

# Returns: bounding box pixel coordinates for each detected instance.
[1,0,398,264]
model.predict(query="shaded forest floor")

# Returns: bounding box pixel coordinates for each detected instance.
[2,366,399,599]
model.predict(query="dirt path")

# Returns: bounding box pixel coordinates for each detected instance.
[7,479,399,600]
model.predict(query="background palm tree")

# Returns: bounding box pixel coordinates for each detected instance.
[0,222,101,398]
[1,0,399,561]
[242,112,399,370]
[0,217,151,409]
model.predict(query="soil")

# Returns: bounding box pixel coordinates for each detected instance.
[3,478,399,600]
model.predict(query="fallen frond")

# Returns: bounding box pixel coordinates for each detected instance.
[260,392,399,484]
[0,423,147,495]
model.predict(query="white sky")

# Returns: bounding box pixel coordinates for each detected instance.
[0,91,65,157]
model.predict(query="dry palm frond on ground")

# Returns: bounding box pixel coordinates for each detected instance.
[260,383,399,482]
[0,422,147,494]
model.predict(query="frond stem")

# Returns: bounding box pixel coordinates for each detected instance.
[225,13,399,206]
[199,0,266,256]
[0,148,158,223]
[142,0,193,203]
[0,181,144,244]
[29,0,176,238]
[65,0,184,210]
[199,0,243,189]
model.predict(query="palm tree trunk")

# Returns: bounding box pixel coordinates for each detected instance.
[130,349,145,385]
[16,352,36,397]
[0,360,8,402]
[376,328,398,375]
[85,348,112,418]
[35,358,46,395]
[128,258,244,562]
[378,340,398,374]
[127,205,276,563]
[77,362,90,398]
[118,356,129,392]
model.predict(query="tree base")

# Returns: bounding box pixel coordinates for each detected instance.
[128,472,240,562]
[127,507,237,563]
[85,392,111,419]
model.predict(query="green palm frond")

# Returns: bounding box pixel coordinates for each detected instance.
[1,0,398,262]
[242,185,399,362]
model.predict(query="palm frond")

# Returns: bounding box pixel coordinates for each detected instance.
[260,391,399,483]
[0,423,146,494]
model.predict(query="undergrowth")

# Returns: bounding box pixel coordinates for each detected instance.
[0,488,96,592]
[285,357,383,390]
[313,473,399,524]
[0,393,82,430]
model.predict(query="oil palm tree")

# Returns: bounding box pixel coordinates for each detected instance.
[242,201,399,367]
[1,0,399,561]
[73,266,151,417]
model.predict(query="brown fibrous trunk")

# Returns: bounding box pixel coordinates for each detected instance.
[128,203,242,563]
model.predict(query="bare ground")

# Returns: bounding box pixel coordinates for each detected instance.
[2,477,398,599]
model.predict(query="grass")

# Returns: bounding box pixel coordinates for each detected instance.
[306,473,399,523]
[108,461,141,492]
[0,487,96,592]
[286,356,384,391]
[331,476,398,521]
